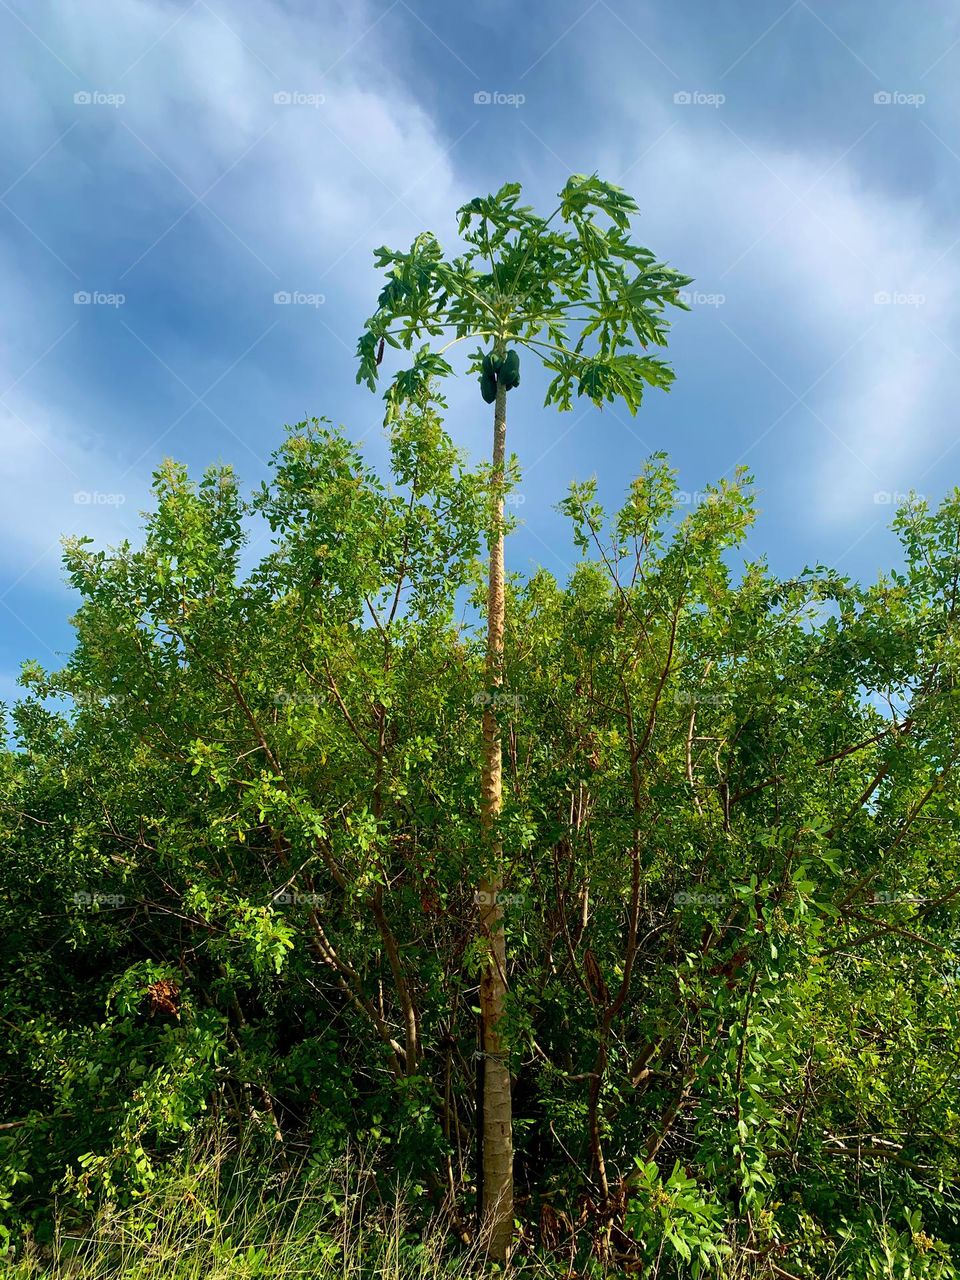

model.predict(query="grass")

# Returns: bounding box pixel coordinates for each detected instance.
[4,1140,491,1280]
[7,1136,952,1278]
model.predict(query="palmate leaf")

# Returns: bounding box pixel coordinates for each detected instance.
[355,329,380,393]
[357,173,691,419]
[384,347,454,422]
[371,233,445,320]
[456,183,525,233]
[623,268,692,309]
[545,351,675,414]
[559,173,639,229]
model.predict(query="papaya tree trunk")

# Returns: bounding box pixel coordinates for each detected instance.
[478,373,513,1262]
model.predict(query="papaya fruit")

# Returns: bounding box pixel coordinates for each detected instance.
[479,349,520,402]
[480,352,498,403]
[500,349,520,391]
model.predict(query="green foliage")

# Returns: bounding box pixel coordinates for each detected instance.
[356,174,691,419]
[2,408,959,1275]
[2,1138,486,1279]
[626,1160,729,1277]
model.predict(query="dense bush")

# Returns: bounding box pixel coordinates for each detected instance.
[2,404,959,1275]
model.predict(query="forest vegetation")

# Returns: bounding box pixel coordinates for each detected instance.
[2,177,959,1278]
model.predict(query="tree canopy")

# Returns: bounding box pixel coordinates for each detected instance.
[2,399,959,1276]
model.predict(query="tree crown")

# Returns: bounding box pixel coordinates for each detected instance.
[357,174,692,420]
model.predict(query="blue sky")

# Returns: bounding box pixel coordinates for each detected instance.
[2,0,960,697]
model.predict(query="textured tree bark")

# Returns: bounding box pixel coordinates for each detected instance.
[478,373,514,1263]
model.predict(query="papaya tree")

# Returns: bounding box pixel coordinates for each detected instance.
[356,174,691,1260]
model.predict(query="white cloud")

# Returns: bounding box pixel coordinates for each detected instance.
[596,108,960,524]
[5,0,469,288]
[0,240,144,595]
[0,394,148,570]
[0,0,475,595]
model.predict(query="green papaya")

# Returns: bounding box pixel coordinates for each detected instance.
[500,349,520,391]
[480,352,498,404]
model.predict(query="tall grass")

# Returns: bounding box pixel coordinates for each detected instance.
[4,1137,489,1280]
[8,1135,944,1278]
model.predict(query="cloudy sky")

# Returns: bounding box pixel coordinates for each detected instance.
[2,0,959,695]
